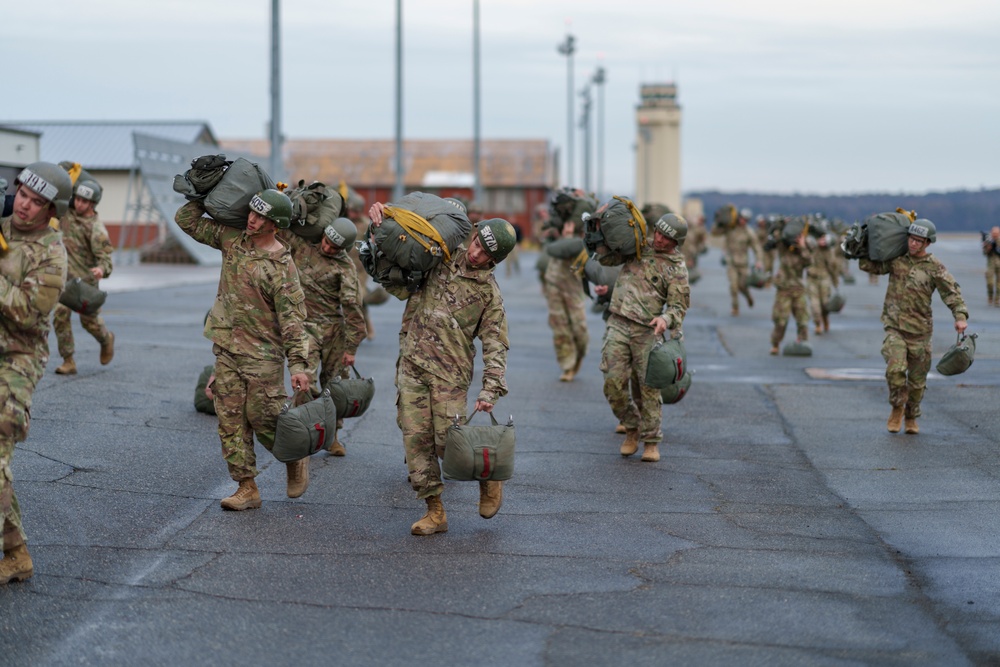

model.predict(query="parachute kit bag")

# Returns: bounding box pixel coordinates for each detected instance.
[660,371,693,405]
[713,204,738,231]
[194,365,217,415]
[864,210,914,261]
[59,277,107,316]
[645,337,687,389]
[545,237,587,260]
[272,389,337,462]
[747,267,770,289]
[782,341,813,357]
[585,196,647,258]
[936,332,977,376]
[825,292,846,313]
[287,180,346,242]
[203,157,277,228]
[323,365,375,419]
[443,411,516,482]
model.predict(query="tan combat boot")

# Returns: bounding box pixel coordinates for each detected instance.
[411,495,448,535]
[641,443,661,462]
[0,544,34,584]
[99,332,115,365]
[905,418,919,434]
[620,429,639,457]
[814,323,823,336]
[559,367,575,382]
[286,458,309,498]
[887,406,905,433]
[478,480,503,519]
[822,313,830,333]
[326,436,346,457]
[220,478,261,511]
[614,423,627,434]
[55,356,77,375]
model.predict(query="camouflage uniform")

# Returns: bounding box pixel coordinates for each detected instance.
[543,255,589,374]
[600,248,689,446]
[984,239,1000,305]
[715,223,763,311]
[0,216,67,552]
[176,201,309,481]
[860,253,968,419]
[280,232,366,390]
[771,243,812,348]
[756,223,776,276]
[806,241,837,331]
[52,208,114,358]
[396,248,508,499]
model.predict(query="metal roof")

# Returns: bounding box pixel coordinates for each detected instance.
[2,121,217,170]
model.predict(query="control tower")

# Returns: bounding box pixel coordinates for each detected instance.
[635,83,681,214]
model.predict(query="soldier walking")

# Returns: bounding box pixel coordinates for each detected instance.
[806,233,837,335]
[713,207,763,316]
[982,226,1000,306]
[770,226,812,355]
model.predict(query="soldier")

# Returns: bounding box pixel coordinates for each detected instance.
[52,178,115,375]
[368,202,514,536]
[598,214,690,463]
[279,218,366,456]
[176,190,312,510]
[0,163,71,584]
[713,207,763,316]
[770,224,812,355]
[806,233,838,335]
[859,220,968,434]
[756,214,777,281]
[982,226,1000,306]
[342,183,378,340]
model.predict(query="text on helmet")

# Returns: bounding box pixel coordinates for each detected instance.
[18,168,58,201]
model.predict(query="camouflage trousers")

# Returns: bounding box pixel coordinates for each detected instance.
[53,302,110,359]
[0,363,38,552]
[771,286,810,346]
[304,321,350,393]
[762,248,776,276]
[881,329,932,418]
[600,314,663,444]
[986,254,1000,303]
[212,345,287,481]
[727,263,752,309]
[396,359,468,499]
[807,275,832,324]
[543,274,589,372]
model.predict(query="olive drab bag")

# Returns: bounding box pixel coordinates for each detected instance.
[442,412,516,482]
[645,337,687,389]
[59,277,107,316]
[203,157,277,228]
[545,237,587,260]
[841,209,914,261]
[287,180,346,243]
[660,371,693,405]
[936,332,977,376]
[272,389,337,462]
[585,196,647,259]
[747,267,770,289]
[194,365,217,415]
[825,291,846,313]
[323,365,375,419]
[782,341,813,357]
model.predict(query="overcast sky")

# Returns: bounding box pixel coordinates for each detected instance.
[6,0,999,196]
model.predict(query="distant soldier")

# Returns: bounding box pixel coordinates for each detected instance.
[0,163,71,585]
[770,225,812,355]
[599,214,690,462]
[806,234,838,335]
[756,215,776,281]
[176,190,312,510]
[982,226,1000,306]
[713,207,763,316]
[859,219,968,434]
[52,178,115,374]
[342,183,379,340]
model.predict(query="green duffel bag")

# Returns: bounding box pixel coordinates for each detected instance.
[204,157,276,228]
[363,286,390,306]
[936,332,977,376]
[660,371,693,404]
[545,237,586,259]
[443,411,515,482]
[645,337,687,388]
[688,267,702,285]
[369,191,471,276]
[825,292,846,313]
[194,365,217,415]
[535,249,551,278]
[287,181,346,242]
[272,390,337,462]
[59,277,107,316]
[323,365,375,419]
[173,154,231,200]
[747,268,770,289]
[782,341,813,357]
[865,210,913,261]
[587,195,647,257]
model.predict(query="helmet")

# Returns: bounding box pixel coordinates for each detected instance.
[739,208,753,220]
[444,197,468,215]
[248,189,293,229]
[74,179,103,204]
[16,162,74,219]
[908,219,936,243]
[475,218,517,262]
[324,217,357,249]
[654,213,688,248]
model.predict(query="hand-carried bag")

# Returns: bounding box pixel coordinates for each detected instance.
[59,277,107,315]
[782,341,813,357]
[936,332,977,376]
[443,411,515,482]
[645,337,687,388]
[825,291,846,313]
[272,389,337,462]
[323,365,375,419]
[660,371,693,405]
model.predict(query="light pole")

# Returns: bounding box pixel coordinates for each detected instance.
[473,0,482,205]
[556,33,575,187]
[269,0,283,182]
[579,85,592,193]
[393,0,404,201]
[592,66,606,200]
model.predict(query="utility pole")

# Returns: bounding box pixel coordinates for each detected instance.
[473,0,482,205]
[592,66,606,200]
[269,0,283,182]
[393,0,405,201]
[579,85,592,193]
[556,33,576,187]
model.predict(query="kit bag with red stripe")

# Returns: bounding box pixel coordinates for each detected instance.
[442,411,515,482]
[272,389,337,462]
[324,365,375,419]
[644,336,687,388]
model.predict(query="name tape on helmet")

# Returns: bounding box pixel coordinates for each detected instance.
[656,219,678,239]
[76,184,95,200]
[249,194,273,216]
[18,168,58,201]
[325,226,346,246]
[480,225,499,253]
[909,223,930,238]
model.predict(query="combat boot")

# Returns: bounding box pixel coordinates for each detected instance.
[220,478,261,511]
[286,458,309,498]
[620,429,639,457]
[326,436,346,457]
[905,418,919,434]
[822,313,830,333]
[99,332,115,365]
[887,406,905,433]
[0,544,33,584]
[411,495,448,535]
[769,346,779,356]
[814,323,823,336]
[641,443,661,462]
[55,356,77,375]
[614,423,626,434]
[559,368,575,382]
[478,480,503,519]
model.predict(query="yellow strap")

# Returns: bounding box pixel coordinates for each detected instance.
[0,228,7,253]
[66,162,82,185]
[613,195,647,259]
[338,180,349,202]
[895,207,917,222]
[570,247,590,276]
[383,205,452,262]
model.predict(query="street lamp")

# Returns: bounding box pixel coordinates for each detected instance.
[579,85,592,192]
[557,34,575,187]
[591,66,606,200]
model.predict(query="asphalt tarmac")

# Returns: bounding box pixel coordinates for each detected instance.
[2,235,998,666]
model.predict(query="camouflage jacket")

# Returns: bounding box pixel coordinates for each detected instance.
[61,209,113,284]
[608,247,690,333]
[279,232,366,355]
[544,254,583,292]
[0,216,67,407]
[400,248,509,403]
[860,253,968,335]
[175,201,309,373]
[720,225,762,267]
[773,244,812,291]
[806,244,836,284]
